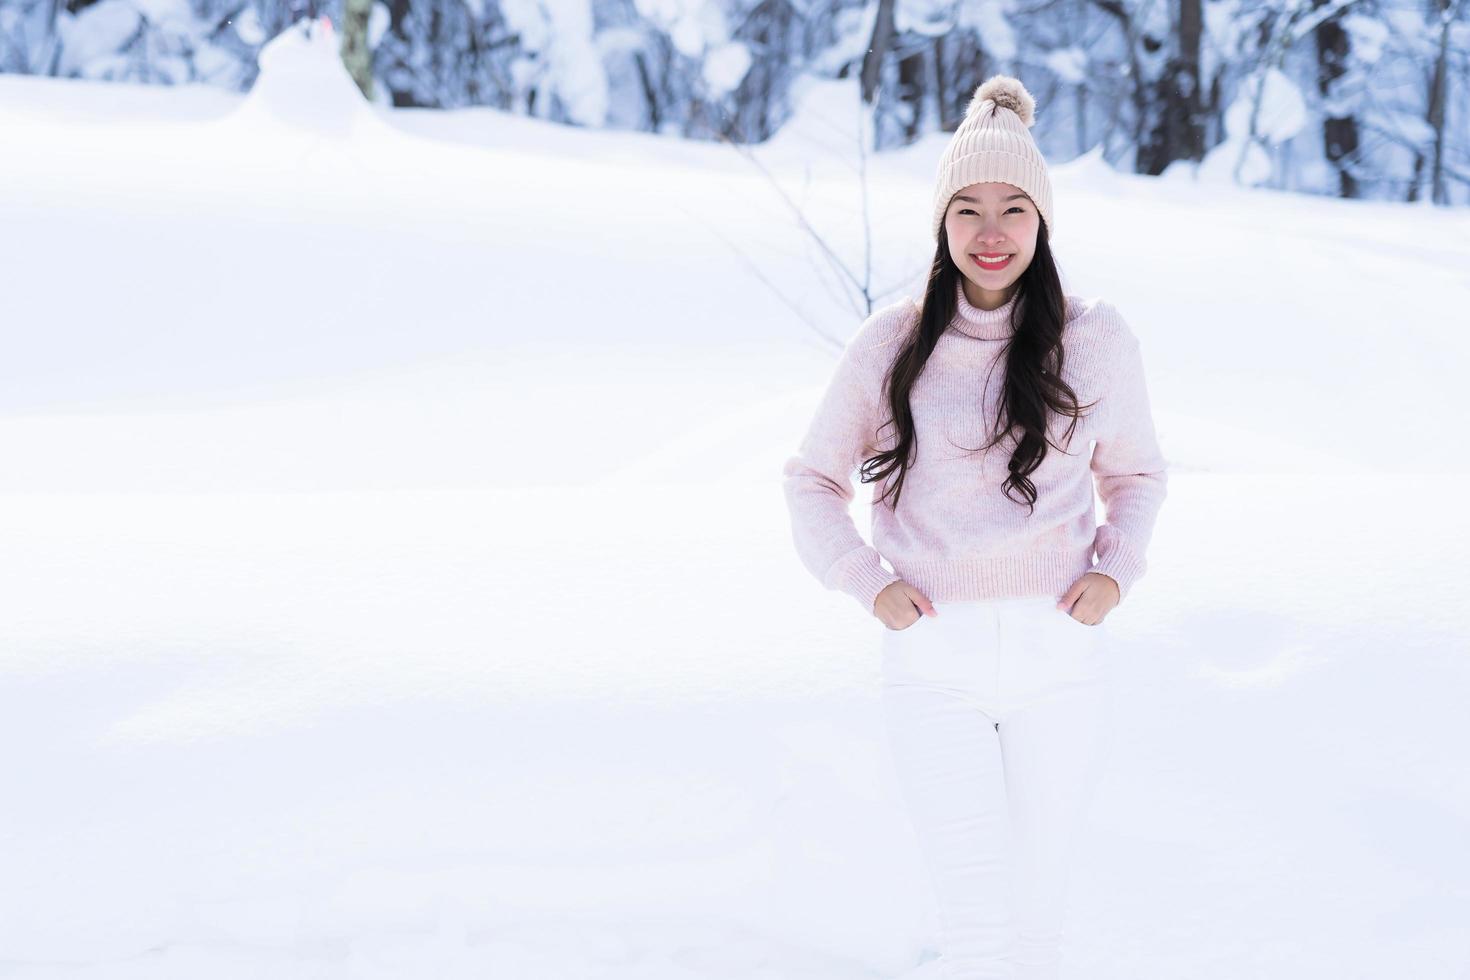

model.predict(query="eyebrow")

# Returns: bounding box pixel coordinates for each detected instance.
[954,194,1029,203]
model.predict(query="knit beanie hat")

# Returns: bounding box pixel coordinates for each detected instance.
[930,75,1054,241]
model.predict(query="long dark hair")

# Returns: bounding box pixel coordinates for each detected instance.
[860,216,1098,515]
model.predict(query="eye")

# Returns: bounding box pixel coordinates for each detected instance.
[956,206,1025,215]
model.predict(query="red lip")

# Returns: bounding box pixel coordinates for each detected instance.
[972,253,1013,269]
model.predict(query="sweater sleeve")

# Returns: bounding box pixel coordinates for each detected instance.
[781,315,904,614]
[1089,316,1169,604]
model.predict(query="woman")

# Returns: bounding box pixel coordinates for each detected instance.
[780,75,1168,979]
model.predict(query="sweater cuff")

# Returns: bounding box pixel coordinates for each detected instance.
[829,546,903,613]
[1091,525,1147,603]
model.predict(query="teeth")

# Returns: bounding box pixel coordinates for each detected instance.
[975,254,1011,262]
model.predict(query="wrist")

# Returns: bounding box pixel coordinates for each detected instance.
[1089,570,1121,600]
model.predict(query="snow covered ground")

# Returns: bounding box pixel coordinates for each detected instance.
[2,19,1468,980]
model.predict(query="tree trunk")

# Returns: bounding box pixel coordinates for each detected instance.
[1426,0,1453,204]
[1086,0,1153,170]
[1138,0,1204,174]
[340,0,374,99]
[898,46,926,141]
[1313,0,1359,197]
[634,51,661,132]
[861,0,895,105]
[1177,0,1204,160]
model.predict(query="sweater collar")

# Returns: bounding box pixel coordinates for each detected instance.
[950,281,1021,340]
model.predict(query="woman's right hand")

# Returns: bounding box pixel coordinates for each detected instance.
[874,581,937,630]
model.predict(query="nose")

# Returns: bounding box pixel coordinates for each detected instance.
[972,217,1008,249]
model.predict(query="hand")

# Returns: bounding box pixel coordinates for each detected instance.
[874,580,937,630]
[1056,572,1119,625]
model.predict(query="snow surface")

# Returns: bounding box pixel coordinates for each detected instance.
[1,18,1469,980]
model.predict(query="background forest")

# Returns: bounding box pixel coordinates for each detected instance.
[2,0,1467,204]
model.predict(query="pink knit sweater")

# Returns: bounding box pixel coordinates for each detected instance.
[782,280,1168,613]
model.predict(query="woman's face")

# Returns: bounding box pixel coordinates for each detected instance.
[944,181,1040,309]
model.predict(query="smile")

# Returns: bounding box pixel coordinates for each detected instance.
[972,253,1014,269]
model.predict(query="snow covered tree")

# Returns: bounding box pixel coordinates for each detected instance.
[1,0,1464,203]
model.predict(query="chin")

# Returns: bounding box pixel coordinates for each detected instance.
[972,272,1017,286]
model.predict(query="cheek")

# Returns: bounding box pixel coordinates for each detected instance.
[1016,229,1039,262]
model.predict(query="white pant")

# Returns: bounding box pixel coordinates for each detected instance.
[880,595,1115,980]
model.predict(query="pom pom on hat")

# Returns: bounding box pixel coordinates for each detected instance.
[967,75,1036,127]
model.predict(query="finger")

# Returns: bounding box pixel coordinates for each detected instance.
[905,587,938,617]
[1056,579,1083,610]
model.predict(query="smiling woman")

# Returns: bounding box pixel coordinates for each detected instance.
[780,73,1168,980]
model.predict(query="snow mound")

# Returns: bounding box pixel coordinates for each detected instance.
[1054,142,1121,193]
[755,75,873,169]
[229,16,386,139]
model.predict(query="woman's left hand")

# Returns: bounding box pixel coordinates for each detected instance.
[1057,572,1120,625]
